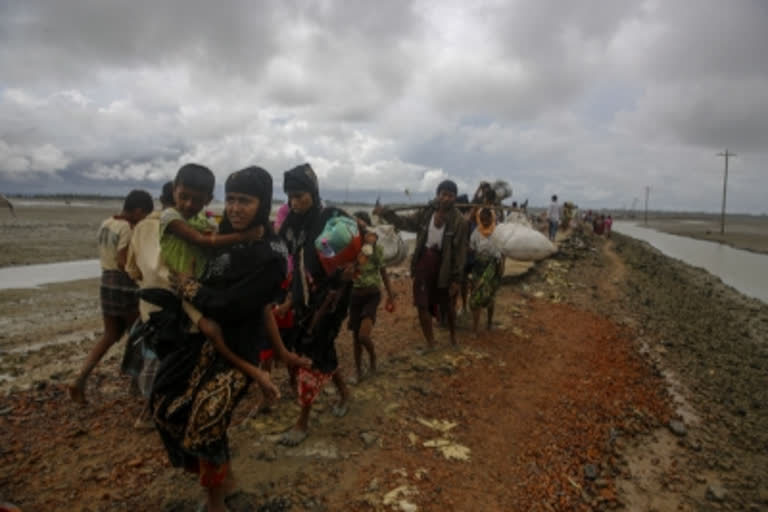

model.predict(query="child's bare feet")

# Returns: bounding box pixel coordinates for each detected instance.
[331,402,349,418]
[279,428,308,446]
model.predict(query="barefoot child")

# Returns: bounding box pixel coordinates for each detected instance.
[348,211,395,383]
[469,208,503,334]
[69,189,154,404]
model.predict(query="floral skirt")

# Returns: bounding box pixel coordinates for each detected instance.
[470,258,501,309]
[152,339,249,468]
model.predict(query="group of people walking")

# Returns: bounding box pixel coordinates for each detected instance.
[67,163,510,511]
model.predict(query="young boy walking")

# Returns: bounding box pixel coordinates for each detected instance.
[69,189,154,403]
[349,211,394,382]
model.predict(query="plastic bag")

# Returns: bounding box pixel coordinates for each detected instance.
[315,214,362,274]
[372,224,407,266]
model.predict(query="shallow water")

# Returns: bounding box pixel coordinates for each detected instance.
[0,259,100,290]
[614,221,768,303]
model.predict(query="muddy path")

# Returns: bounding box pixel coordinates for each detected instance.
[1,230,767,510]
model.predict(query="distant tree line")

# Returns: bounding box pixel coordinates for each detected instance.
[6,193,125,200]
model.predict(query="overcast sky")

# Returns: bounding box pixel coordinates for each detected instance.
[1,0,767,212]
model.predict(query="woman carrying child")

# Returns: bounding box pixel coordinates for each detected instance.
[349,211,395,383]
[150,166,302,512]
[469,208,503,335]
[277,163,354,446]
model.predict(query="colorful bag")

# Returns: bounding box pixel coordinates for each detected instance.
[314,214,361,275]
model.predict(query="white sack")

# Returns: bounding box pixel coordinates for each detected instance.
[503,211,532,228]
[373,224,408,266]
[490,223,556,261]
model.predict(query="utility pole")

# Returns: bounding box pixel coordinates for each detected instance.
[644,186,650,226]
[716,149,735,235]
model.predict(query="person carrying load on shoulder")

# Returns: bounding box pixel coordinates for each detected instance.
[373,180,468,349]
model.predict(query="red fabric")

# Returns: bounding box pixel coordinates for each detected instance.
[273,306,294,328]
[259,348,274,362]
[317,234,362,275]
[297,367,333,407]
[199,460,228,488]
[183,458,229,489]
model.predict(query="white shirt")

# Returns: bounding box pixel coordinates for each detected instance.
[426,213,445,250]
[97,217,132,271]
[125,211,202,326]
[470,229,502,260]
[547,201,560,222]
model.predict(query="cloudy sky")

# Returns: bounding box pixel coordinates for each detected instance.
[1,0,766,212]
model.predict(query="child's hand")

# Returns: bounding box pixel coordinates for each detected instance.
[251,369,280,402]
[284,352,312,369]
[273,301,292,318]
[340,263,357,282]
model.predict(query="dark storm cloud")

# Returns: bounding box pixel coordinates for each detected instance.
[0,0,767,212]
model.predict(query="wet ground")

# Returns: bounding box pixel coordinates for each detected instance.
[1,209,768,511]
[642,215,768,254]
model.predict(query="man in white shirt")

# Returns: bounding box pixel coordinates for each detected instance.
[547,194,561,242]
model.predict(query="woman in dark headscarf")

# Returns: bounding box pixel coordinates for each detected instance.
[151,166,304,512]
[277,163,355,446]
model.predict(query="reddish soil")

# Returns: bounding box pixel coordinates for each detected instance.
[0,239,673,511]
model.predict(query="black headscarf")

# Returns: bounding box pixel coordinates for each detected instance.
[218,166,273,234]
[279,163,322,244]
[283,163,320,202]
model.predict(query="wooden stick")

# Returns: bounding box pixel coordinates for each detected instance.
[380,203,527,213]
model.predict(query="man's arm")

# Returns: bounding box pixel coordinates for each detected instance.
[375,207,424,233]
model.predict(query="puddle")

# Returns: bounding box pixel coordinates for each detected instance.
[0,259,100,290]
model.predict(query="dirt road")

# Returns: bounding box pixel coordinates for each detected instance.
[1,229,767,511]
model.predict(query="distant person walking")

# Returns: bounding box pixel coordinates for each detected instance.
[593,214,606,236]
[547,194,560,242]
[69,190,154,404]
[374,180,468,349]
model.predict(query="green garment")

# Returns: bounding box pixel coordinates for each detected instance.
[159,208,211,278]
[353,245,384,289]
[470,257,501,309]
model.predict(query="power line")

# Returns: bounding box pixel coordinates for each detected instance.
[716,149,735,235]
